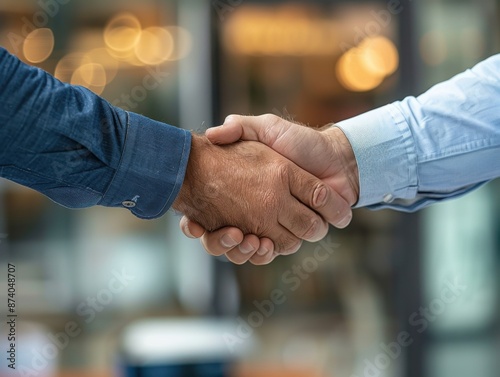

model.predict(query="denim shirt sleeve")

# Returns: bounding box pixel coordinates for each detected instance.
[336,54,500,212]
[0,47,191,219]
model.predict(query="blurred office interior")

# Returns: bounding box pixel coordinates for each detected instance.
[0,0,499,377]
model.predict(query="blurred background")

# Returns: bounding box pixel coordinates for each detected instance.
[0,0,499,377]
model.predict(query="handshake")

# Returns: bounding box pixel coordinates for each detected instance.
[172,114,360,265]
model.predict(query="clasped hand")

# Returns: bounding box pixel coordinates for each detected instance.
[173,114,359,265]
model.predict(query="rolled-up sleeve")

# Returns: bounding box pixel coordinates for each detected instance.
[336,54,500,212]
[0,47,191,219]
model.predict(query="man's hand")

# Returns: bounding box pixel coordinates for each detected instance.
[179,115,360,265]
[173,133,352,264]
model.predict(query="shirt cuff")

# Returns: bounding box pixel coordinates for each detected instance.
[99,111,191,219]
[335,104,418,208]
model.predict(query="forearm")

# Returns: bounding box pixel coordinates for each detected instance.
[0,48,191,218]
[336,54,500,211]
[321,126,360,206]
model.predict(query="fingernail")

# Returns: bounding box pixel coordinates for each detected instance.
[183,223,194,238]
[239,244,255,254]
[258,247,269,256]
[337,213,353,228]
[221,234,238,248]
[314,186,328,207]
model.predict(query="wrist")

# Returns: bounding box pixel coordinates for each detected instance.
[173,134,213,213]
[324,126,360,206]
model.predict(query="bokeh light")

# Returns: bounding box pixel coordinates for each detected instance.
[165,26,192,61]
[54,53,92,83]
[104,13,142,53]
[23,28,54,64]
[87,48,119,84]
[224,9,338,56]
[134,27,174,65]
[337,36,399,92]
[55,52,108,95]
[360,36,399,77]
[337,49,384,92]
[71,63,107,95]
[419,30,447,66]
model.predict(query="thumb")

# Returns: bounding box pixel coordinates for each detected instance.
[206,114,292,146]
[205,115,246,145]
[207,114,330,177]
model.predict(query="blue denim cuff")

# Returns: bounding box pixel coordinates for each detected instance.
[100,111,191,219]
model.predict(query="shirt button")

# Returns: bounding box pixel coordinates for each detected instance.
[122,201,136,208]
[383,194,394,203]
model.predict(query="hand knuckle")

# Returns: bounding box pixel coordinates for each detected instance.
[262,113,278,123]
[301,217,320,240]
[312,183,328,209]
[276,235,301,254]
[273,161,290,182]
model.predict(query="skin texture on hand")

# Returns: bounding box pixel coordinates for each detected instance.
[179,115,360,265]
[173,133,352,262]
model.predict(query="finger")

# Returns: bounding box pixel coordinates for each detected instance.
[206,114,288,146]
[277,196,329,243]
[180,217,206,238]
[238,234,262,255]
[208,115,331,177]
[256,237,274,257]
[269,225,303,255]
[288,164,353,229]
[242,236,274,266]
[250,250,279,266]
[225,234,261,265]
[200,228,245,257]
[206,116,246,145]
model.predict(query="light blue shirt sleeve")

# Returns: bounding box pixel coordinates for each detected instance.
[336,54,500,212]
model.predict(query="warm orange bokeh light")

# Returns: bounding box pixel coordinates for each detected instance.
[87,48,119,84]
[134,27,174,65]
[337,50,384,92]
[224,8,338,56]
[337,36,399,92]
[55,53,92,82]
[71,63,107,95]
[360,36,399,77]
[104,13,142,53]
[23,28,54,64]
